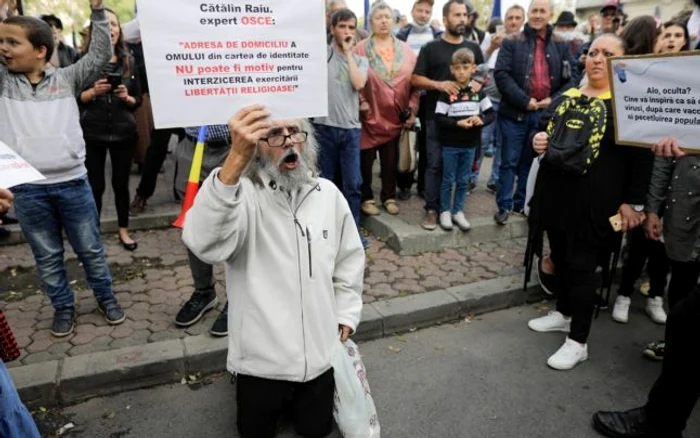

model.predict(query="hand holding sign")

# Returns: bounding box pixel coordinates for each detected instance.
[218,105,271,186]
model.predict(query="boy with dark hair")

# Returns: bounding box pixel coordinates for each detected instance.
[40,13,79,68]
[313,7,369,247]
[435,48,494,232]
[0,0,126,338]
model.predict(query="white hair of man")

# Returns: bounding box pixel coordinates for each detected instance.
[528,0,554,12]
[245,120,320,190]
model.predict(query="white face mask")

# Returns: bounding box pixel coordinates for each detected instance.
[555,30,583,42]
[412,23,429,32]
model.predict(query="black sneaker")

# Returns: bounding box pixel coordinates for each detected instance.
[536,257,558,296]
[642,341,665,361]
[487,182,497,193]
[468,182,477,193]
[397,189,411,201]
[51,307,76,337]
[494,209,509,225]
[98,298,126,325]
[210,307,228,337]
[175,293,218,327]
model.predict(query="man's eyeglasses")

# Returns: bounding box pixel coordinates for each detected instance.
[259,131,308,148]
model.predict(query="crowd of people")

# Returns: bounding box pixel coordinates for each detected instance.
[0,0,700,436]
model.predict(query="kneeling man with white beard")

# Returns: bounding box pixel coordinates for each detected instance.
[182,105,365,438]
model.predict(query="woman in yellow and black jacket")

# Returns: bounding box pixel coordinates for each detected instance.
[525,33,652,371]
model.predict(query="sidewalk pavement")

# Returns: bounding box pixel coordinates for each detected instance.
[0,150,539,406]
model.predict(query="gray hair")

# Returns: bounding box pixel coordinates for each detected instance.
[369,1,393,21]
[528,0,555,12]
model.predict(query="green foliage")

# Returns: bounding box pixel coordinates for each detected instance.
[23,0,135,32]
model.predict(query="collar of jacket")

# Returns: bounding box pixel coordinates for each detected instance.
[523,23,553,41]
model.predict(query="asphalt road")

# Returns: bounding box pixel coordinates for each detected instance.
[37,301,700,438]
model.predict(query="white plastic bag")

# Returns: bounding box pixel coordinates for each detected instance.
[331,339,381,438]
[524,154,542,217]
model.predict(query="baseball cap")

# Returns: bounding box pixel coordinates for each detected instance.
[600,0,619,13]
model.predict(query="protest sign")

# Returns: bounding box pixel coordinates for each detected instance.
[0,141,45,188]
[138,0,328,129]
[609,52,700,151]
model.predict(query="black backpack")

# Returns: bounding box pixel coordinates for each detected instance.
[544,89,608,175]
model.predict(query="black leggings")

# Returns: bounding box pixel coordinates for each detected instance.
[85,139,136,228]
[548,229,600,344]
[618,227,670,298]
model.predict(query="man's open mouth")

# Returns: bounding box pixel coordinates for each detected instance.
[281,152,299,169]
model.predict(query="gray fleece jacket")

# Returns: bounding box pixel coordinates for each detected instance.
[0,7,111,185]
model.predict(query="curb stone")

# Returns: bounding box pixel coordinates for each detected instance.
[0,211,179,246]
[362,214,528,255]
[10,274,541,408]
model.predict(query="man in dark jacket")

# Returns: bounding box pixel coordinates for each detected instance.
[493,0,577,225]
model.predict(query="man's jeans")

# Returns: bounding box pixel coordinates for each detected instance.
[441,146,477,214]
[0,360,40,438]
[471,102,501,186]
[496,110,542,212]
[423,120,442,212]
[314,124,362,228]
[12,176,114,310]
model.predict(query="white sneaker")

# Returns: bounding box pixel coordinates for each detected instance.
[612,296,631,323]
[439,211,453,231]
[646,297,667,324]
[547,337,588,370]
[527,311,571,333]
[452,212,471,231]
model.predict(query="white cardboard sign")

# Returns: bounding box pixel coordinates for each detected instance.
[138,0,328,129]
[0,142,45,188]
[609,52,700,151]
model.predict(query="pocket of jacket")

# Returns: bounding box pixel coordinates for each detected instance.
[15,135,79,173]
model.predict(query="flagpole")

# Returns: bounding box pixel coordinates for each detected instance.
[364,0,370,31]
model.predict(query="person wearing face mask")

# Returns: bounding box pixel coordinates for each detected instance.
[553,11,585,58]
[396,0,442,201]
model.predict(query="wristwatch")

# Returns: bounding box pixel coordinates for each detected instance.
[633,205,644,212]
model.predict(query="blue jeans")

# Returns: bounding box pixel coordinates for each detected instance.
[423,120,442,212]
[471,102,501,186]
[0,360,41,438]
[12,175,114,310]
[314,124,362,228]
[440,147,476,214]
[496,111,542,212]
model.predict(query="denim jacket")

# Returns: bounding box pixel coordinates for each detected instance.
[495,24,579,121]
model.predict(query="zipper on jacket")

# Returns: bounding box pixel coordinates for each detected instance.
[284,186,319,382]
[306,227,313,278]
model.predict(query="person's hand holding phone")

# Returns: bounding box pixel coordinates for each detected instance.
[91,78,112,98]
[113,84,133,105]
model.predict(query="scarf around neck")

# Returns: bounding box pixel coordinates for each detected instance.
[365,34,405,85]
